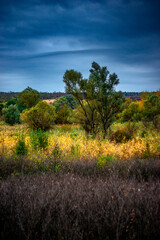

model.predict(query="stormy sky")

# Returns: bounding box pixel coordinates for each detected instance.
[0,0,160,92]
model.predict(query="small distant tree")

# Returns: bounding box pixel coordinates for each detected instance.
[2,105,20,125]
[54,95,78,112]
[63,62,124,137]
[143,94,160,120]
[21,101,56,131]
[18,87,40,109]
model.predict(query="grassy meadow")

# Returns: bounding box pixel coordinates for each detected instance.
[0,121,160,167]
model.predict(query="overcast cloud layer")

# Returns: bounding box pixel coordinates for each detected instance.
[0,0,160,92]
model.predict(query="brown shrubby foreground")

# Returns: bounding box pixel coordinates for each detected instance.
[0,158,160,240]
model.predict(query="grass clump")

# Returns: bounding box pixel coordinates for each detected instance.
[97,154,114,168]
[52,144,62,159]
[15,136,28,156]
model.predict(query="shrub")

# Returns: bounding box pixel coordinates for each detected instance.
[15,137,28,156]
[110,129,132,143]
[97,154,114,168]
[30,130,49,150]
[55,104,73,124]
[21,101,56,131]
[2,104,20,125]
[120,102,142,122]
[110,122,136,143]
[139,129,148,138]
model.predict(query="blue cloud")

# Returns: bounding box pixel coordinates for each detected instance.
[0,0,160,92]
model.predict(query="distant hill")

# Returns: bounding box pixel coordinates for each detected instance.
[0,91,141,102]
[0,92,67,102]
[122,92,141,101]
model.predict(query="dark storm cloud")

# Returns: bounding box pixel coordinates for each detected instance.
[0,0,160,91]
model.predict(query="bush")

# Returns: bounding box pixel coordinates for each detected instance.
[97,154,114,168]
[110,122,137,143]
[21,101,56,131]
[15,137,28,156]
[2,104,20,125]
[30,130,49,150]
[110,129,133,143]
[120,102,142,122]
[55,104,73,124]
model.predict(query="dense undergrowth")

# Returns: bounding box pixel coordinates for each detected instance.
[0,170,160,240]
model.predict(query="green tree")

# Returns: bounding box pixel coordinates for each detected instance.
[63,62,124,137]
[18,87,40,109]
[74,99,100,135]
[53,95,78,112]
[143,94,160,121]
[63,69,99,135]
[5,98,17,108]
[21,101,56,131]
[120,102,142,122]
[2,104,20,125]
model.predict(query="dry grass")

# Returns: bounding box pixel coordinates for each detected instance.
[0,122,160,160]
[0,173,160,240]
[43,99,55,104]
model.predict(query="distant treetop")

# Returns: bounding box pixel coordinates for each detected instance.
[18,87,40,109]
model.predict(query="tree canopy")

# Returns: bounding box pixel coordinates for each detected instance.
[18,87,40,109]
[21,101,56,131]
[63,61,124,137]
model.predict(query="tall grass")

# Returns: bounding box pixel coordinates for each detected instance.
[0,123,160,160]
[0,172,160,240]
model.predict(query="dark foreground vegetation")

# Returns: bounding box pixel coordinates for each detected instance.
[0,157,160,240]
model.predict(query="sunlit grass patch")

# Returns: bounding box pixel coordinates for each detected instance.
[0,122,160,160]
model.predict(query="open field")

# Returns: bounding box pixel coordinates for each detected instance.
[43,99,56,104]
